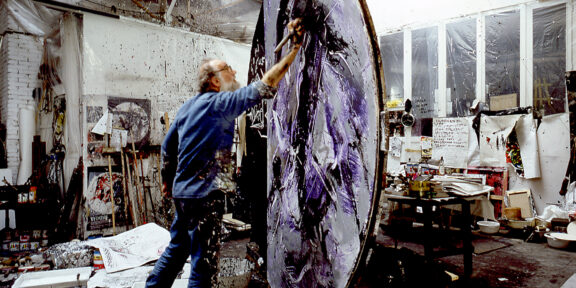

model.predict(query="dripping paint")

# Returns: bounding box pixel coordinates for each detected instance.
[248,0,383,287]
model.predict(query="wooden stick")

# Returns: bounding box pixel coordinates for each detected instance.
[125,153,140,226]
[107,154,116,235]
[130,131,146,223]
[120,145,131,229]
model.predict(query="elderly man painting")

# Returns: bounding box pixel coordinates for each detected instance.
[145,19,304,288]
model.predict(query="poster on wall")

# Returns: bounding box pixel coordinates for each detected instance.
[86,106,106,162]
[432,117,468,168]
[86,169,128,231]
[108,97,151,149]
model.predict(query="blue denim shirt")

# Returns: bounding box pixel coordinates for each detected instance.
[161,81,275,199]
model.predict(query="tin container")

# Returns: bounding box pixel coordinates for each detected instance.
[409,176,432,198]
[28,186,37,204]
[93,250,105,271]
[30,242,39,250]
[9,241,19,252]
[19,242,30,251]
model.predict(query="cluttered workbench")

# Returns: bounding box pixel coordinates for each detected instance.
[382,165,496,281]
[384,194,475,279]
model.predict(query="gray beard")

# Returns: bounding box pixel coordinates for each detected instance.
[221,79,241,92]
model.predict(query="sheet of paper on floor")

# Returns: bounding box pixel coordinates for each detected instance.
[87,223,170,273]
[88,266,154,288]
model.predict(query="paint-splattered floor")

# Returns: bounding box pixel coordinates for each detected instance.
[227,226,576,288]
[366,226,576,288]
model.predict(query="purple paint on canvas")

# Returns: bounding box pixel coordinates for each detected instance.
[252,0,381,287]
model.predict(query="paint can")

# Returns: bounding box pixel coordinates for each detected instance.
[28,186,37,203]
[9,241,19,252]
[41,230,49,247]
[18,192,28,203]
[1,241,9,251]
[93,249,105,271]
[19,242,30,251]
[30,242,39,251]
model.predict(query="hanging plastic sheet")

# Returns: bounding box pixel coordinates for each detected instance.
[533,4,566,115]
[380,32,404,102]
[485,10,520,106]
[411,26,438,120]
[61,13,83,193]
[446,18,476,117]
[4,0,64,36]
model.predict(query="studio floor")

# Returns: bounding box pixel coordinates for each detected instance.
[227,225,576,288]
[372,225,576,288]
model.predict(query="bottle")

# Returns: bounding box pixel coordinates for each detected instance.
[438,157,445,176]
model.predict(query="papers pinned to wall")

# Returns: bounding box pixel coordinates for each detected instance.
[401,136,423,163]
[432,118,469,168]
[91,111,112,135]
[490,93,517,111]
[479,114,522,167]
[515,114,540,179]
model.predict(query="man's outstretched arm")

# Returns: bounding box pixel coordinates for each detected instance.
[261,18,305,88]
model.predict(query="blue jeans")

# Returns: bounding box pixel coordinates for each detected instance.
[145,192,224,288]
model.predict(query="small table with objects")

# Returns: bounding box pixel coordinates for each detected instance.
[384,194,475,279]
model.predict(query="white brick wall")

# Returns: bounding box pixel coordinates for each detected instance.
[0,31,43,184]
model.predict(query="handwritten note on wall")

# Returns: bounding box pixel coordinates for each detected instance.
[433,118,469,168]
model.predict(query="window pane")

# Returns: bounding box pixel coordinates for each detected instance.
[447,18,476,117]
[380,32,404,102]
[485,11,520,108]
[533,4,566,115]
[412,27,438,119]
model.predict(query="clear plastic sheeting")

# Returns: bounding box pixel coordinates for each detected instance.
[380,32,404,102]
[411,27,438,120]
[446,18,476,117]
[4,0,68,36]
[485,10,520,106]
[61,13,83,192]
[533,3,566,115]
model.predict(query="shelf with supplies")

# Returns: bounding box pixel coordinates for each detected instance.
[0,185,57,254]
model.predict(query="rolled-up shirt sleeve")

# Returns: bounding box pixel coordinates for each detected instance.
[253,80,278,99]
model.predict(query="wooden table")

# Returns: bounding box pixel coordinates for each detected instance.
[385,194,474,279]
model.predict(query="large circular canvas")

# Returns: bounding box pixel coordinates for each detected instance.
[248,1,383,287]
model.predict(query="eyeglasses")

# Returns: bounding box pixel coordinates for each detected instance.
[214,64,233,73]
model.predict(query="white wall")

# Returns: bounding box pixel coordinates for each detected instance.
[82,14,251,147]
